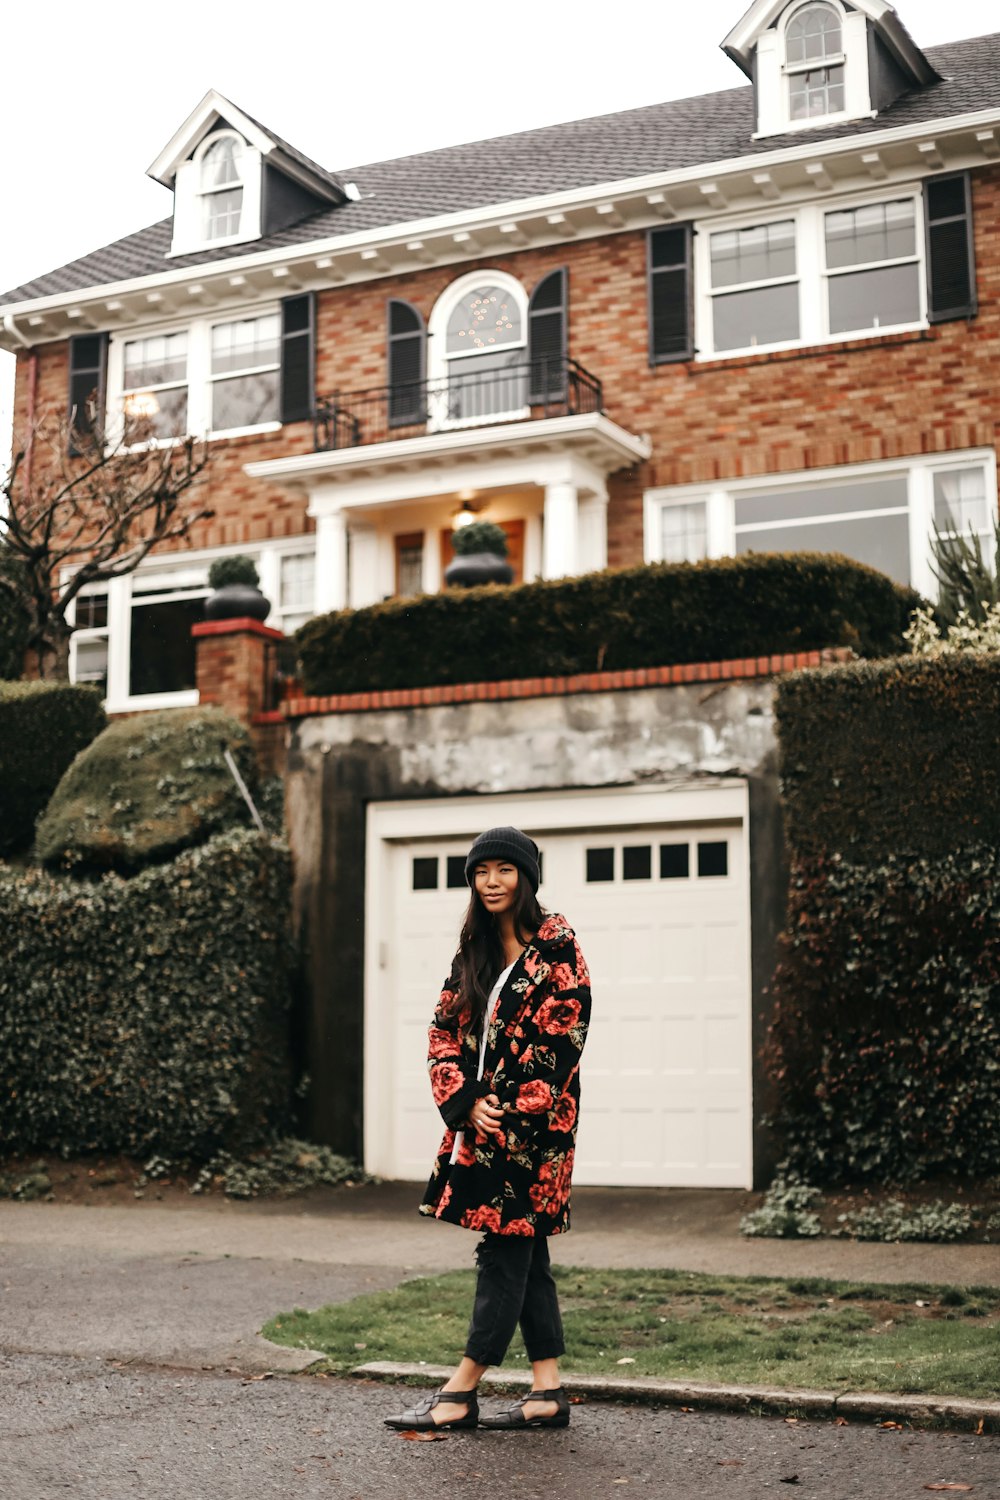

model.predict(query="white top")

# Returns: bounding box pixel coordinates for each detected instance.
[449,959,517,1166]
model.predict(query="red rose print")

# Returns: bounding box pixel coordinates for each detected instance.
[529,1181,551,1213]
[438,1183,453,1211]
[504,1218,535,1236]
[462,1205,502,1232]
[456,1138,477,1167]
[548,962,577,991]
[533,996,582,1035]
[433,1062,465,1102]
[516,1080,554,1113]
[428,1030,457,1059]
[520,1046,534,1066]
[552,1094,577,1132]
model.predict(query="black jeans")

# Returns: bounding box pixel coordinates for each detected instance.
[464,1233,566,1367]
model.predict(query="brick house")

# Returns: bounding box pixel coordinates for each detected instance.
[4,0,999,1182]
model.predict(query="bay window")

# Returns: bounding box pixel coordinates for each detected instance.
[645,453,997,597]
[69,541,317,711]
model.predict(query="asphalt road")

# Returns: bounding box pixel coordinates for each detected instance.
[3,1354,998,1500]
[2,1188,999,1498]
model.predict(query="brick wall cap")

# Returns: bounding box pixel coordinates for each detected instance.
[192,618,287,642]
[284,647,855,719]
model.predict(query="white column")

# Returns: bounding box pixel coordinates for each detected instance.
[578,493,608,575]
[314,508,348,613]
[348,524,381,609]
[422,526,442,594]
[542,480,580,579]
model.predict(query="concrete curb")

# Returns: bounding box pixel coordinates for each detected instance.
[350,1361,1000,1434]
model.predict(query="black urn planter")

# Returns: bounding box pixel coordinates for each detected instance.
[203,583,272,622]
[444,551,514,588]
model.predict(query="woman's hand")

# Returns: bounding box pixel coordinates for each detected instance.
[467,1093,504,1138]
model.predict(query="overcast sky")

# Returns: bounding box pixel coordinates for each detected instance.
[2,0,997,462]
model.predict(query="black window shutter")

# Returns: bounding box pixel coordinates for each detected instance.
[387,299,426,426]
[280,293,315,423]
[67,332,109,455]
[528,268,568,403]
[924,173,977,323]
[648,224,693,364]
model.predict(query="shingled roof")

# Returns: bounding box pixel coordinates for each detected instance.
[2,31,998,309]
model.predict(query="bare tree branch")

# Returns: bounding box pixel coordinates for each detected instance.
[1,404,214,678]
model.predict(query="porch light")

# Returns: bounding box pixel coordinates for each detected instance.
[452,501,478,529]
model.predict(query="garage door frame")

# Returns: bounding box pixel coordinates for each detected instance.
[364,780,752,1183]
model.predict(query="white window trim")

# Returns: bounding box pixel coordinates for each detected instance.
[427,269,530,430]
[169,130,263,257]
[107,304,283,448]
[643,449,999,600]
[66,536,317,714]
[754,1,873,139]
[694,184,927,361]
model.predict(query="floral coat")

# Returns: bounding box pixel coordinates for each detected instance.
[419,913,591,1237]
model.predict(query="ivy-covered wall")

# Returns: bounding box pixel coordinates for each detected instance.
[765,656,1000,1183]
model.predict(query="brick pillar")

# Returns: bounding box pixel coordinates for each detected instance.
[191,617,288,773]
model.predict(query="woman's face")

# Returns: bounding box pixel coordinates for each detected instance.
[474,859,519,915]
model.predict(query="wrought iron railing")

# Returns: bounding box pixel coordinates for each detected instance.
[313,356,603,451]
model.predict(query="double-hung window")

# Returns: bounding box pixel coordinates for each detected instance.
[824,200,920,335]
[785,2,845,122]
[113,309,281,442]
[697,191,925,358]
[708,220,799,352]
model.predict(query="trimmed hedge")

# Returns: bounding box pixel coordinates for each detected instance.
[0,829,293,1159]
[766,654,1000,1183]
[0,681,106,856]
[776,655,1000,861]
[296,553,919,696]
[763,849,1000,1184]
[35,707,258,874]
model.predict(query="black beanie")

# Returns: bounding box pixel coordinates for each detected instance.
[465,826,540,893]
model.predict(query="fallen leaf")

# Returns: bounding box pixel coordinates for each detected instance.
[784,1417,799,1425]
[569,1397,586,1405]
[879,1421,904,1430]
[616,1357,636,1365]
[398,1430,449,1442]
[975,1419,985,1437]
[780,1477,800,1486]
[924,1486,974,1492]
[679,1406,694,1413]
[835,1417,849,1427]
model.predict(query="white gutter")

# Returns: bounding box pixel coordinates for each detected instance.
[3,102,1000,324]
[2,313,32,348]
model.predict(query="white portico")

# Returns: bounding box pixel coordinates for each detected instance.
[244,411,650,611]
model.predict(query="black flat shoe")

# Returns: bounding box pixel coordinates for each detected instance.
[383,1388,480,1431]
[478,1387,570,1430]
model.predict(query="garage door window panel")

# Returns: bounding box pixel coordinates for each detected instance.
[622,846,652,881]
[412,857,439,890]
[586,847,615,883]
[697,841,729,878]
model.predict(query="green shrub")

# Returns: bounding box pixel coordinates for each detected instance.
[451,520,509,557]
[740,1175,823,1238]
[0,681,106,856]
[35,706,258,874]
[776,655,1000,862]
[763,848,1000,1184]
[0,549,31,680]
[0,829,293,1159]
[208,554,260,589]
[296,553,919,696]
[838,1201,974,1242]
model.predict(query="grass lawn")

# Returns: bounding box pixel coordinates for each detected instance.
[263,1267,1000,1399]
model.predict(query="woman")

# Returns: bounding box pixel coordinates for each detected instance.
[385,825,591,1434]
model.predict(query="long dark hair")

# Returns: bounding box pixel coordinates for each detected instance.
[452,871,545,1034]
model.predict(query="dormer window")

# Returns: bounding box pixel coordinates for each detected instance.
[199,134,245,240]
[785,3,845,121]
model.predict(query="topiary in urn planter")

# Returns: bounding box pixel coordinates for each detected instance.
[444,519,514,588]
[204,555,271,622]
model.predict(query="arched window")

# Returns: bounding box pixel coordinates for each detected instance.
[429,271,529,424]
[785,2,845,121]
[198,133,245,241]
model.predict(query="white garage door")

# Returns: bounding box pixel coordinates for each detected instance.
[365,788,752,1189]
